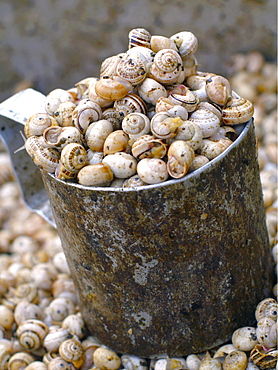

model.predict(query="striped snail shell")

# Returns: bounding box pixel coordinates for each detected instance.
[151,112,183,139]
[116,54,147,86]
[167,140,195,178]
[128,28,151,49]
[114,93,147,117]
[54,163,78,181]
[72,99,102,134]
[59,338,84,366]
[100,53,125,79]
[43,126,83,149]
[221,91,254,125]
[102,108,123,130]
[170,31,198,58]
[154,49,183,73]
[255,298,278,322]
[24,113,58,138]
[149,63,182,85]
[16,319,49,351]
[189,107,221,138]
[7,352,35,370]
[53,101,76,127]
[169,87,199,112]
[250,344,278,369]
[131,135,167,160]
[60,143,87,173]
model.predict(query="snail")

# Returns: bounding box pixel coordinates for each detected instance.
[77,163,114,187]
[137,158,169,184]
[102,152,137,179]
[93,347,121,370]
[16,319,49,351]
[24,113,58,138]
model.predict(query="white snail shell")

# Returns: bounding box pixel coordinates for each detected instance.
[167,105,189,121]
[222,350,248,370]
[137,78,167,105]
[48,297,76,324]
[128,28,151,49]
[232,326,258,351]
[24,113,58,138]
[122,112,150,142]
[43,326,71,353]
[123,174,147,188]
[137,158,169,184]
[149,63,182,85]
[114,93,147,117]
[154,49,183,73]
[205,75,232,107]
[85,120,114,152]
[62,314,86,339]
[132,135,167,160]
[151,112,183,139]
[75,77,99,99]
[0,305,14,329]
[45,88,75,116]
[48,356,76,370]
[170,31,198,58]
[189,107,221,138]
[16,319,49,350]
[77,163,114,186]
[116,54,147,86]
[43,126,83,149]
[53,101,76,127]
[102,152,137,179]
[167,140,195,178]
[150,35,178,53]
[72,99,102,133]
[255,298,278,321]
[8,352,35,370]
[100,53,124,79]
[173,120,203,150]
[93,347,121,370]
[222,92,254,125]
[188,155,210,172]
[199,352,222,370]
[185,354,201,370]
[256,317,277,348]
[103,130,130,155]
[169,87,199,112]
[95,77,132,101]
[59,338,84,367]
[14,301,42,326]
[86,150,104,165]
[121,354,148,370]
[102,108,123,130]
[197,138,233,160]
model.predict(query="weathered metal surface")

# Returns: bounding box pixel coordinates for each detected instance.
[41,119,273,357]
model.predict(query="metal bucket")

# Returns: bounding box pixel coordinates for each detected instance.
[38,118,273,358]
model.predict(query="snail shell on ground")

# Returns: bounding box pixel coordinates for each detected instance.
[116,54,147,86]
[16,319,49,350]
[93,347,121,370]
[167,140,195,178]
[189,107,221,138]
[205,75,232,107]
[24,136,60,173]
[60,143,87,172]
[102,152,137,179]
[170,31,198,58]
[128,28,151,49]
[122,112,150,141]
[137,78,168,105]
[100,53,125,79]
[43,126,83,149]
[231,327,258,351]
[53,101,77,127]
[59,338,84,366]
[24,113,58,138]
[102,108,123,130]
[85,120,114,152]
[222,350,248,370]
[197,138,232,160]
[132,135,167,159]
[255,298,278,321]
[114,93,147,117]
[137,158,169,184]
[150,35,178,53]
[151,112,183,139]
[77,163,114,186]
[250,344,278,369]
[95,77,132,101]
[256,317,277,348]
[43,326,71,353]
[154,49,183,73]
[72,99,102,133]
[123,174,147,188]
[45,88,75,115]
[173,120,203,150]
[103,130,130,155]
[8,352,35,370]
[221,92,254,125]
[188,154,210,172]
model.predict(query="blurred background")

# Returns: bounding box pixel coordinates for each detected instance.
[0,0,276,102]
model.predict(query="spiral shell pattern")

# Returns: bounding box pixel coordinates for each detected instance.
[100,54,124,79]
[60,143,87,172]
[116,55,147,86]
[154,49,182,73]
[114,93,147,117]
[59,338,84,362]
[72,99,102,133]
[16,319,49,350]
[24,113,58,138]
[43,126,83,149]
[221,93,254,125]
[122,112,150,136]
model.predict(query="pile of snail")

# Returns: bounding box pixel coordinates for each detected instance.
[23,28,254,187]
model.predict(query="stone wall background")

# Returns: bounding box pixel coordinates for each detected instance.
[0,0,276,103]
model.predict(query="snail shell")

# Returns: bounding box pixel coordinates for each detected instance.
[126,46,154,70]
[167,105,189,120]
[77,163,114,187]
[59,338,84,367]
[95,77,132,101]
[222,350,248,370]
[24,113,58,138]
[11,283,38,305]
[132,135,167,159]
[88,82,114,109]
[187,71,216,90]
[93,347,121,370]
[137,78,168,105]
[122,112,150,142]
[0,345,10,370]
[62,314,86,339]
[53,101,77,127]
[221,92,254,125]
[155,97,175,113]
[102,152,137,179]
[25,361,48,370]
[45,88,75,115]
[43,126,83,149]
[199,352,222,370]
[31,262,57,290]
[55,163,78,181]
[103,130,130,155]
[250,344,278,369]
[123,174,147,188]
[167,140,195,178]
[43,326,71,353]
[52,276,77,303]
[151,113,183,139]
[116,54,147,86]
[128,28,151,49]
[121,355,148,370]
[114,93,147,117]
[188,155,210,172]
[102,108,123,130]
[0,305,14,330]
[137,158,169,184]
[100,53,124,79]
[173,120,203,150]
[86,150,104,165]
[182,54,198,77]
[48,297,76,324]
[75,77,99,99]
[185,354,201,370]
[197,101,222,121]
[150,35,178,53]
[85,120,114,152]
[256,317,277,348]
[25,136,60,173]
[16,319,49,350]
[189,107,220,138]
[197,138,233,160]
[149,63,182,85]
[232,327,258,351]
[255,298,278,321]
[205,75,232,107]
[170,31,198,58]
[8,352,35,370]
[154,49,183,73]
[48,356,76,370]
[60,143,87,172]
[72,99,102,134]
[169,87,199,112]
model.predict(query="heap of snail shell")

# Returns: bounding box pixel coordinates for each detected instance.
[23,27,254,187]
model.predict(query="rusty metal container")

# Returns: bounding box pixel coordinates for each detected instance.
[38,118,273,358]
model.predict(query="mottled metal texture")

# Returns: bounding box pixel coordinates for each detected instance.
[41,119,273,358]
